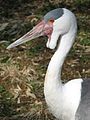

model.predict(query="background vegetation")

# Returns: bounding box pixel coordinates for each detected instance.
[0,0,90,119]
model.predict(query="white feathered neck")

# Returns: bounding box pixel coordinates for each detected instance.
[44,13,79,120]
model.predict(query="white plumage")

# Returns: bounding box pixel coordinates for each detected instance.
[7,8,90,120]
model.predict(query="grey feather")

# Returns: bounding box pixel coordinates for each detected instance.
[76,78,90,120]
[44,8,64,22]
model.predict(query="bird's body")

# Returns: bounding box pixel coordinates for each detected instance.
[7,8,90,120]
[45,78,82,120]
[44,8,81,120]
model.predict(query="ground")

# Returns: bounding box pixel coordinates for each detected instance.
[0,0,90,120]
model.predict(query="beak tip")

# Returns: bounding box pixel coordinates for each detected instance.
[6,45,14,50]
[6,46,11,50]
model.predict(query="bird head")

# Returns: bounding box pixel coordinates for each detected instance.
[7,8,75,50]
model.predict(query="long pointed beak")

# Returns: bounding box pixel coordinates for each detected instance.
[7,20,52,49]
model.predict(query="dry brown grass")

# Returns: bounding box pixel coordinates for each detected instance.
[0,1,90,119]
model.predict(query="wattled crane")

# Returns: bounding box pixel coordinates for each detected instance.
[7,8,90,120]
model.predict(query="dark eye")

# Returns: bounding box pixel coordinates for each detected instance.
[49,19,54,23]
